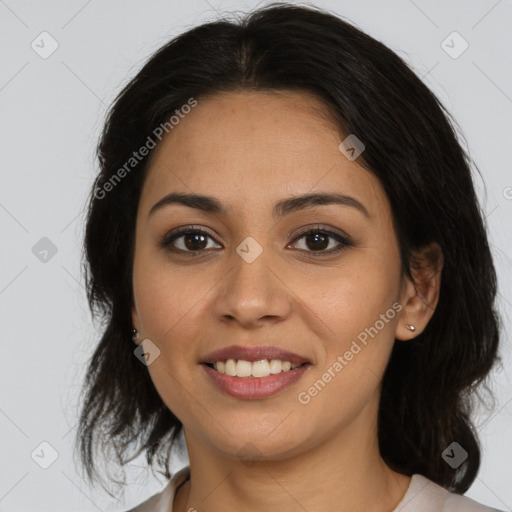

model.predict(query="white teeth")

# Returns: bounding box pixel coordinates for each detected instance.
[225,359,236,376]
[252,360,270,378]
[269,359,283,374]
[236,360,252,377]
[282,361,292,371]
[212,358,302,377]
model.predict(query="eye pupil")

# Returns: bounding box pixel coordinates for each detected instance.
[306,232,328,251]
[185,233,207,250]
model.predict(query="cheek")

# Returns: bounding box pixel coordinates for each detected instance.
[296,295,399,427]
[300,254,400,386]
[132,256,214,383]
[133,253,211,344]
[302,261,399,340]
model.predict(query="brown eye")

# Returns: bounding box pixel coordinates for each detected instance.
[159,225,353,257]
[160,227,221,254]
[289,227,352,256]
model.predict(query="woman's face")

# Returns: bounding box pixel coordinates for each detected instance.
[131,90,422,461]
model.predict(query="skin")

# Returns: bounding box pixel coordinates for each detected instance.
[131,90,443,512]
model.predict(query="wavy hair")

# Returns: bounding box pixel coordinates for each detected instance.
[76,2,502,496]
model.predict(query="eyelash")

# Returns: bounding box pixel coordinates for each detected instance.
[159,224,353,258]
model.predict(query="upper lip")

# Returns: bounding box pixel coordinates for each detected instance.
[201,345,311,365]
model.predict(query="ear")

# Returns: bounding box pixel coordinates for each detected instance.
[131,304,142,345]
[395,241,443,341]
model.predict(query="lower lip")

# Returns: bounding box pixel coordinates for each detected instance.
[201,363,310,399]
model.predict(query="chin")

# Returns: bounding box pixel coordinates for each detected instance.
[205,419,312,462]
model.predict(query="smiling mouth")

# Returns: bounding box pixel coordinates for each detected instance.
[203,359,310,378]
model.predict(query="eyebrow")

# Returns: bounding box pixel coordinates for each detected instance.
[148,191,370,219]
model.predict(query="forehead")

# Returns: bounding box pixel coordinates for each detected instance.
[140,90,388,218]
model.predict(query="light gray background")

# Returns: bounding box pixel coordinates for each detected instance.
[1,1,511,511]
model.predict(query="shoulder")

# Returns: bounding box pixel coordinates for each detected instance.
[123,466,190,512]
[393,474,505,512]
[122,468,504,512]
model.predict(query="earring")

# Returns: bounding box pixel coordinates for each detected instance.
[405,324,416,332]
[132,328,140,343]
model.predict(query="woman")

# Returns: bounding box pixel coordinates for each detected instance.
[76,3,505,511]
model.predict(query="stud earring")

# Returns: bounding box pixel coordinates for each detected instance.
[405,324,416,332]
[132,328,140,343]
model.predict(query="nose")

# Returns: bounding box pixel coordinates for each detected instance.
[213,240,293,328]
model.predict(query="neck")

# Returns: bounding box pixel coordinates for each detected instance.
[174,401,410,512]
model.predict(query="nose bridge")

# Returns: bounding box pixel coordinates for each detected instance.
[230,234,277,300]
[216,234,291,324]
